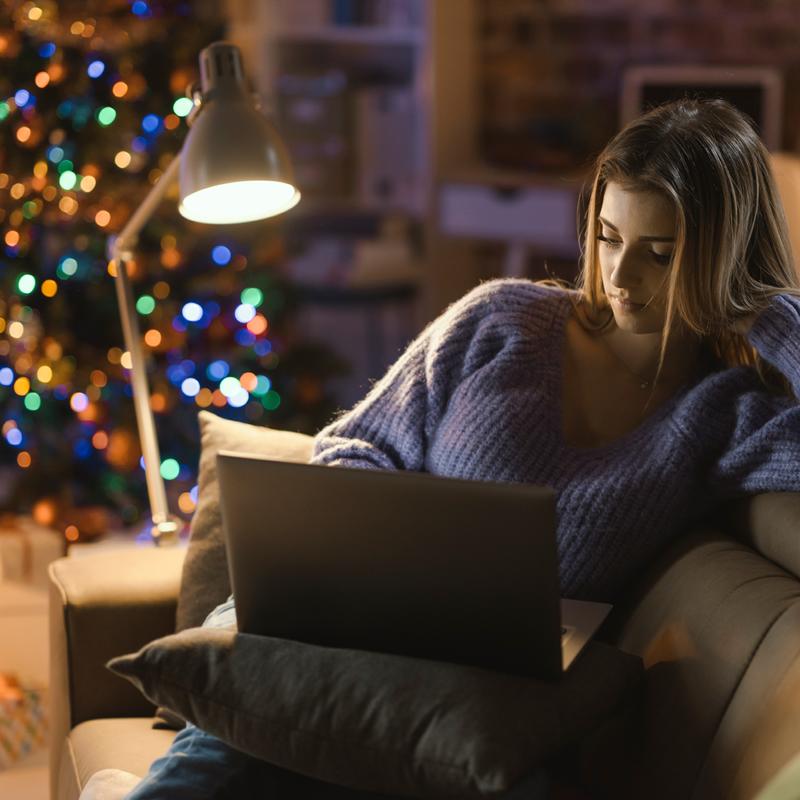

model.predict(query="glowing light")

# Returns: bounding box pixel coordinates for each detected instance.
[247,314,268,336]
[262,390,281,410]
[150,392,167,412]
[16,127,31,143]
[182,302,203,322]
[14,89,31,107]
[234,304,256,324]
[27,5,42,20]
[80,175,96,192]
[70,392,89,412]
[120,351,133,369]
[240,372,257,391]
[241,287,263,307]
[48,146,65,163]
[35,71,50,88]
[17,274,36,294]
[114,150,132,169]
[70,21,85,35]
[132,1,149,16]
[90,370,107,387]
[164,114,180,131]
[65,525,79,542]
[95,210,111,227]
[229,388,249,408]
[37,365,53,382]
[41,279,57,297]
[207,360,229,381]
[112,81,128,98]
[0,368,13,386]
[38,42,56,57]
[144,329,162,347]
[219,377,241,398]
[181,377,200,397]
[136,295,155,314]
[160,458,180,480]
[43,186,57,201]
[59,170,78,190]
[211,245,232,266]
[181,181,300,224]
[0,103,8,121]
[195,388,213,408]
[8,322,23,339]
[142,114,160,133]
[23,392,41,411]
[59,257,78,277]
[87,60,105,78]
[58,197,78,215]
[17,451,31,468]
[96,106,117,126]
[14,377,30,395]
[6,428,22,447]
[9,183,25,200]
[92,430,108,449]
[173,97,194,117]
[5,231,20,247]
[178,492,196,514]
[153,281,170,299]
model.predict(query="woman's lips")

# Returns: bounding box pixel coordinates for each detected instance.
[612,296,645,312]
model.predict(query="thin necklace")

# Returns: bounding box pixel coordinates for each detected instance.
[601,337,657,390]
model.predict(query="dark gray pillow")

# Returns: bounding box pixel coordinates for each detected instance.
[176,411,313,632]
[109,627,642,798]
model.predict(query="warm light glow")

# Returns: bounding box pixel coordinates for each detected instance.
[95,209,111,227]
[28,6,42,21]
[195,388,213,408]
[107,260,117,277]
[43,185,57,201]
[178,492,196,514]
[16,126,31,143]
[65,524,79,541]
[92,430,108,449]
[17,451,31,468]
[13,377,30,396]
[5,230,20,247]
[59,196,78,214]
[80,175,96,192]
[35,71,50,88]
[107,347,122,364]
[120,351,133,369]
[10,183,25,200]
[70,21,85,35]
[90,369,107,387]
[153,280,170,299]
[144,328,162,347]
[150,393,167,412]
[112,81,128,98]
[33,160,48,178]
[180,181,300,224]
[8,321,24,339]
[114,150,132,169]
[36,364,53,382]
[247,314,268,335]
[41,279,57,297]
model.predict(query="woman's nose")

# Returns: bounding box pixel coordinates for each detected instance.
[609,248,641,288]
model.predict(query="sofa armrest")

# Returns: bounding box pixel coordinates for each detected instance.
[49,547,185,742]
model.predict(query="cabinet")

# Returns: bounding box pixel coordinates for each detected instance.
[222,0,484,404]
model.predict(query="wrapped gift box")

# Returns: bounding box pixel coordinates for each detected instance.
[0,674,47,770]
[0,516,64,589]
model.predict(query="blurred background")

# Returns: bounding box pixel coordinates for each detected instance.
[0,0,799,545]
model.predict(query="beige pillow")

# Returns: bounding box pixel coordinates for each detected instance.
[176,410,314,632]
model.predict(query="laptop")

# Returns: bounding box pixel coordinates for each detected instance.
[216,452,612,681]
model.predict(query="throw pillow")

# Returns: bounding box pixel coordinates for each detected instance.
[109,627,643,799]
[176,410,314,632]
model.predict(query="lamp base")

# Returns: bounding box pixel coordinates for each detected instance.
[150,515,185,546]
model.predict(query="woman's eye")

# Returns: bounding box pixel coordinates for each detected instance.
[651,251,672,266]
[597,235,621,248]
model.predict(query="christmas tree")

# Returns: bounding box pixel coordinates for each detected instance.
[0,0,345,541]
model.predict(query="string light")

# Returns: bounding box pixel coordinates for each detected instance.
[41,279,57,297]
[94,209,111,227]
[17,452,31,468]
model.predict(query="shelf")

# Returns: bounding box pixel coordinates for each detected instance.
[272,25,425,47]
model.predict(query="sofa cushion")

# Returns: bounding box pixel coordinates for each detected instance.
[608,526,800,800]
[176,411,313,631]
[61,718,176,800]
[108,627,643,799]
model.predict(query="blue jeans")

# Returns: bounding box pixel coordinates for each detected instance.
[125,598,551,799]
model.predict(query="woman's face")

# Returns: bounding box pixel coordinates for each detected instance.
[597,181,677,335]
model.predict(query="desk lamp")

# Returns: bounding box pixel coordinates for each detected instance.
[107,42,300,545]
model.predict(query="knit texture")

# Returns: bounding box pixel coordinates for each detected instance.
[311,280,800,601]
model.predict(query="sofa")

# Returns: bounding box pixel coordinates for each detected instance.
[48,421,800,799]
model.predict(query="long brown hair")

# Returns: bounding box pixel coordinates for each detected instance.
[563,97,800,397]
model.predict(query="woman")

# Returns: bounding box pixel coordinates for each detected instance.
[121,98,800,798]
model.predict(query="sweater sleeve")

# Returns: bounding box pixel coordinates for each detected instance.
[707,293,800,498]
[310,280,525,471]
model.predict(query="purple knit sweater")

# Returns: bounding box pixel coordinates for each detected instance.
[311,280,800,601]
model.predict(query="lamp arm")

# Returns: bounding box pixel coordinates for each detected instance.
[108,154,183,545]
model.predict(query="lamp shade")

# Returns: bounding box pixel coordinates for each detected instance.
[178,42,300,224]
